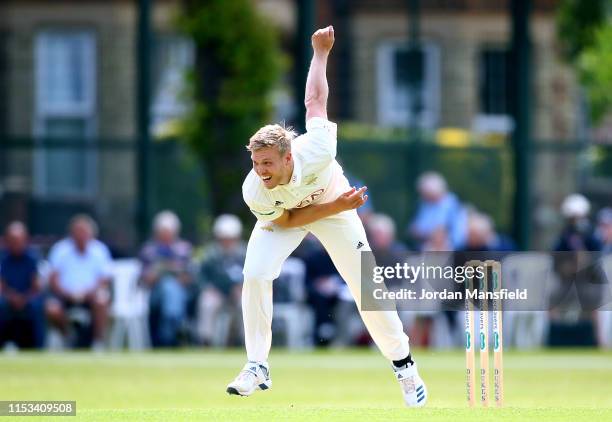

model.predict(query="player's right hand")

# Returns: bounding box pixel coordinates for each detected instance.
[335,186,368,211]
[312,26,334,54]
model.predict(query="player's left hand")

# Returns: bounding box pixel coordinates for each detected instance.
[334,186,368,211]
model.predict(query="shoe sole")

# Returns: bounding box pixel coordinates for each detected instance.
[226,381,271,396]
[226,386,256,396]
[226,387,244,396]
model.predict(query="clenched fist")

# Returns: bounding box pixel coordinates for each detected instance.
[312,26,335,55]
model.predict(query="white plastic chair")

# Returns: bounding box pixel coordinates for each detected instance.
[109,259,149,350]
[501,253,553,349]
[597,254,612,348]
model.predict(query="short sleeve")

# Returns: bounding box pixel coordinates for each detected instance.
[96,242,113,278]
[248,202,284,222]
[48,242,63,271]
[304,117,337,159]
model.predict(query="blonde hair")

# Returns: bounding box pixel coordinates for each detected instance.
[246,124,297,155]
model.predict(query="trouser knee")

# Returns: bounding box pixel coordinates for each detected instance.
[242,264,279,285]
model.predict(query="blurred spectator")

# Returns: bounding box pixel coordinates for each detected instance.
[0,222,46,348]
[325,214,409,348]
[196,214,246,347]
[549,194,601,347]
[422,227,452,252]
[367,212,408,295]
[139,211,193,347]
[554,194,601,252]
[409,172,467,250]
[46,215,112,349]
[410,230,450,347]
[290,233,321,262]
[368,213,408,260]
[420,228,465,347]
[304,241,343,346]
[369,213,437,347]
[463,212,516,252]
[303,240,367,348]
[596,208,612,254]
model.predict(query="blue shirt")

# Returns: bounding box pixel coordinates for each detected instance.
[0,250,38,293]
[410,193,467,250]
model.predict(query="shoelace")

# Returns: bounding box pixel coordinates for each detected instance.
[236,370,257,384]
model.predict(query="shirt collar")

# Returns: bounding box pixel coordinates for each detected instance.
[69,238,90,255]
[287,154,302,187]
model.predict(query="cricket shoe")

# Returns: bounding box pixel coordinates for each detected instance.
[226,361,272,396]
[393,361,427,407]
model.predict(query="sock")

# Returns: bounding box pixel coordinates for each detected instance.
[393,353,414,368]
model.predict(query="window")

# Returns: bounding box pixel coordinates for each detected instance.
[377,41,440,128]
[34,30,97,196]
[474,48,513,134]
[151,35,194,137]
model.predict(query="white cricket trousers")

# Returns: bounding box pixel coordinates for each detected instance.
[242,209,410,362]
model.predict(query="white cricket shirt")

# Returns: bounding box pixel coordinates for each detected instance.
[243,117,351,222]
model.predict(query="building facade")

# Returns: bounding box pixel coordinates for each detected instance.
[0,0,591,250]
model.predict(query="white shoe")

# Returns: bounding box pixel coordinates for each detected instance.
[226,361,272,396]
[394,362,427,407]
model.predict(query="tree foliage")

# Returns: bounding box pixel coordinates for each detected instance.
[557,0,606,62]
[578,26,612,123]
[557,0,612,123]
[179,0,282,214]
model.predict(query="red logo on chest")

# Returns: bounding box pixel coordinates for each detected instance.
[295,189,325,208]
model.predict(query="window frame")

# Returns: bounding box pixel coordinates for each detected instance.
[473,45,514,134]
[151,34,194,137]
[376,39,441,129]
[33,29,98,198]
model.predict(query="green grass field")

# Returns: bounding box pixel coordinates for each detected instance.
[1,348,612,421]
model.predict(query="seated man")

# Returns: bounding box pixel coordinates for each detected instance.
[46,215,112,348]
[139,211,193,347]
[0,222,46,348]
[463,212,516,252]
[409,172,467,251]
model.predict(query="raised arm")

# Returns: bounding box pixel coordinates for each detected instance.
[305,26,334,121]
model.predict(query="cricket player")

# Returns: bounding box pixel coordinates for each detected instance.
[226,26,427,407]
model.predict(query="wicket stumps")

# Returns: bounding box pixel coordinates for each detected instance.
[465,260,504,407]
[464,261,476,407]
